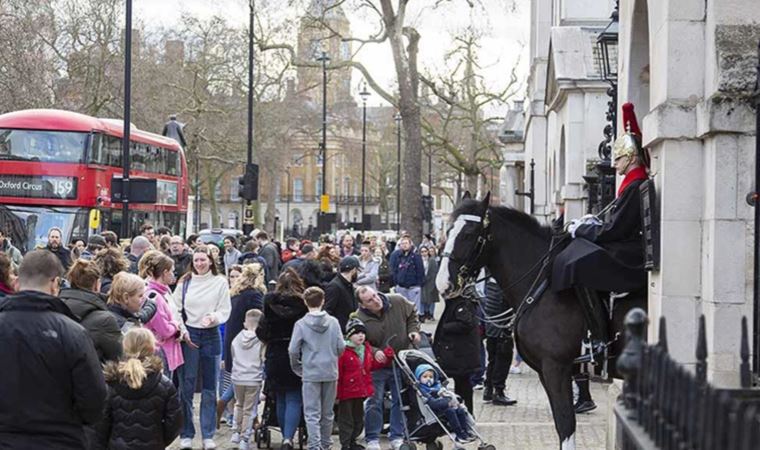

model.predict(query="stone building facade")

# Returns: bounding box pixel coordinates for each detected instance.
[519,0,760,386]
[618,0,760,385]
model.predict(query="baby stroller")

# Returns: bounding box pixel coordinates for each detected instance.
[253,380,308,449]
[392,349,495,450]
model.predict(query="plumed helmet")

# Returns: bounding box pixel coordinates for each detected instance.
[612,102,642,161]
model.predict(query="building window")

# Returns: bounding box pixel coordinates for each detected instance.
[294,178,304,202]
[340,42,351,60]
[343,177,350,199]
[316,152,323,166]
[214,179,222,201]
[315,174,322,197]
[230,176,240,202]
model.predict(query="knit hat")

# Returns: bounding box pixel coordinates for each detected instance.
[345,318,366,338]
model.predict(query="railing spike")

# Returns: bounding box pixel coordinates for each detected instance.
[658,315,668,353]
[696,315,708,386]
[740,316,751,388]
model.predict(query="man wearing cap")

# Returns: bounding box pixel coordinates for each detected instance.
[79,235,106,261]
[552,102,649,358]
[324,256,361,332]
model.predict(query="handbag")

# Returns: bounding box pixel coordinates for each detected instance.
[180,277,191,324]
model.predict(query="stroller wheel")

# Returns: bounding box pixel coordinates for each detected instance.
[478,445,496,450]
[425,442,443,450]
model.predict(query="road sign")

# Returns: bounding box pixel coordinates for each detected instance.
[320,194,330,213]
[244,205,255,225]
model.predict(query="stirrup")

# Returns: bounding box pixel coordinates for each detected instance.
[573,339,607,365]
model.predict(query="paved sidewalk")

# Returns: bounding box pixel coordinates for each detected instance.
[170,314,607,449]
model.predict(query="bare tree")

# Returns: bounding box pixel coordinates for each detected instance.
[421,31,520,193]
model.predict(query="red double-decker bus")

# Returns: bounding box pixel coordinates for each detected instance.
[0,109,189,252]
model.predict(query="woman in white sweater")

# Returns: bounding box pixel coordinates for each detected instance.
[173,245,231,450]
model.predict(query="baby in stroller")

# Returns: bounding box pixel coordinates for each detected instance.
[415,364,474,443]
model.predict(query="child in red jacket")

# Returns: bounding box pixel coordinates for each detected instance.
[337,318,394,450]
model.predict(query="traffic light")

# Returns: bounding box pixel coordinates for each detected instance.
[238,163,259,201]
[421,195,433,221]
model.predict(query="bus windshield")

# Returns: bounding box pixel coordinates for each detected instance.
[0,205,89,253]
[0,129,87,163]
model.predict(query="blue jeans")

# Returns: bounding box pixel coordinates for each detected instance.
[364,367,403,443]
[276,389,303,441]
[421,301,435,317]
[396,286,421,313]
[179,326,221,440]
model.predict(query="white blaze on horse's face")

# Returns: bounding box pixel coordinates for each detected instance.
[436,214,481,295]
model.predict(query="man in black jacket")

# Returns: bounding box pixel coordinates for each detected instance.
[324,256,360,331]
[0,250,107,449]
[46,226,72,270]
[481,277,517,406]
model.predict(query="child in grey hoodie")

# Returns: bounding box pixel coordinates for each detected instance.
[231,309,264,449]
[289,286,346,450]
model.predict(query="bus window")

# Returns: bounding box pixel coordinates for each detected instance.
[90,134,123,167]
[0,129,87,163]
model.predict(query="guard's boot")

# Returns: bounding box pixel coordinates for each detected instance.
[492,389,517,406]
[483,385,493,402]
[573,373,597,413]
[573,287,609,364]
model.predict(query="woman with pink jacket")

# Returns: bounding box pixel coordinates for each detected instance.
[140,250,186,375]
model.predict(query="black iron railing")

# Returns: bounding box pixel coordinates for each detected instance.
[615,309,760,449]
[276,195,380,204]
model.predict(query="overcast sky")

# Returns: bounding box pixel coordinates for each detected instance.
[135,0,529,109]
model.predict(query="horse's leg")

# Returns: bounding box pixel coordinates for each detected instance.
[541,360,576,450]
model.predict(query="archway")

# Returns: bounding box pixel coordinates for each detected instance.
[626,0,650,116]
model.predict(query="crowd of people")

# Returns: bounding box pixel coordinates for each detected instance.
[0,223,522,450]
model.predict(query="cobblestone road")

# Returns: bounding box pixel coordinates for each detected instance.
[170,318,608,450]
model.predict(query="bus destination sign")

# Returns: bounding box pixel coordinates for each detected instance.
[0,175,77,200]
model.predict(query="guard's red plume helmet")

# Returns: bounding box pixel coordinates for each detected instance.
[621,102,641,136]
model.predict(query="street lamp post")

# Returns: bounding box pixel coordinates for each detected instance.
[285,169,291,234]
[195,158,201,231]
[243,0,256,235]
[394,112,402,234]
[317,50,330,233]
[121,0,133,239]
[359,83,371,232]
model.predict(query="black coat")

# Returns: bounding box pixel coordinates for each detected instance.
[421,257,439,305]
[96,356,182,450]
[108,300,157,332]
[223,288,264,371]
[255,292,308,391]
[47,244,72,270]
[552,178,647,292]
[433,296,481,377]
[0,291,106,450]
[324,273,357,332]
[60,287,123,362]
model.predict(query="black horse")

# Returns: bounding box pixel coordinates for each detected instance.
[436,193,646,450]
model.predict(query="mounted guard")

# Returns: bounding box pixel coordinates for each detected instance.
[551,102,650,360]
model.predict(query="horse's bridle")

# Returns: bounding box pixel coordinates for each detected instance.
[441,210,492,293]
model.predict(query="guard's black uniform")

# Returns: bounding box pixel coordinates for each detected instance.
[551,166,648,294]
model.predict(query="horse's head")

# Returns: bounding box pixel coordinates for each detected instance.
[436,191,491,298]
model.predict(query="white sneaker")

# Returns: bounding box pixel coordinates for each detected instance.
[239,440,249,450]
[179,437,192,449]
[230,432,240,444]
[366,441,381,450]
[390,438,404,450]
[202,438,217,449]
[510,365,522,374]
